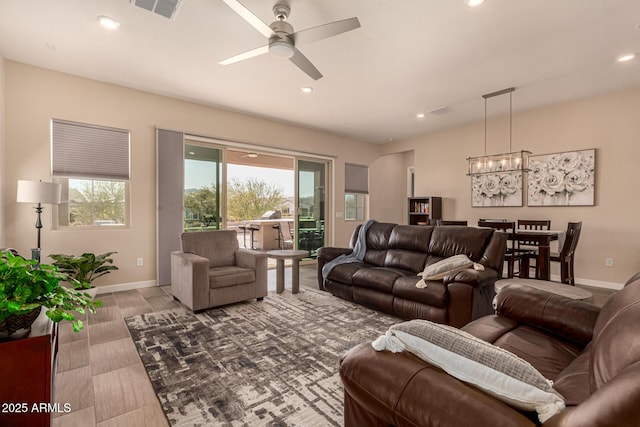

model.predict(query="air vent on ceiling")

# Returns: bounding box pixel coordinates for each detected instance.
[130,0,183,20]
[428,106,454,116]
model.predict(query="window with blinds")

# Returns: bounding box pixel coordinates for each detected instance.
[344,163,368,221]
[51,119,130,228]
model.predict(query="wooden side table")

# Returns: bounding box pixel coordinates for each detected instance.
[0,308,58,427]
[267,249,309,294]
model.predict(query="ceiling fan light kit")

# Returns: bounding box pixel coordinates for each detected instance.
[220,0,361,80]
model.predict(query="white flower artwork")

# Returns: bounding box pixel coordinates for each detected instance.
[527,149,595,206]
[471,171,523,207]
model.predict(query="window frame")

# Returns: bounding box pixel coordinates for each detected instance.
[51,119,131,229]
[344,192,367,221]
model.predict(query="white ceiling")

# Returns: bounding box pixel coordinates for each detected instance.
[1,0,639,143]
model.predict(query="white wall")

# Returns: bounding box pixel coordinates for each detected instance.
[3,60,381,288]
[381,88,640,287]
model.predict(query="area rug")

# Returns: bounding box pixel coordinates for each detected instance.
[125,289,399,426]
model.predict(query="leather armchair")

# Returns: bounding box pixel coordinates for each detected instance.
[171,230,267,311]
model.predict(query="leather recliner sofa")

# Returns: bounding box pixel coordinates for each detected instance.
[317,223,507,327]
[339,272,640,427]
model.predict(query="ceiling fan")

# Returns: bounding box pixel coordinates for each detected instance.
[219,0,361,80]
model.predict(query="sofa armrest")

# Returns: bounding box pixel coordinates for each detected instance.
[316,246,353,290]
[170,251,210,311]
[236,248,268,298]
[317,246,353,261]
[443,268,499,289]
[495,285,600,347]
[235,248,267,270]
[340,343,536,427]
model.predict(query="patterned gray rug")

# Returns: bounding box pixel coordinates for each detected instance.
[125,288,399,426]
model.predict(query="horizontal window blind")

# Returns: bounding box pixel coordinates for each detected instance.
[52,119,130,180]
[345,163,368,194]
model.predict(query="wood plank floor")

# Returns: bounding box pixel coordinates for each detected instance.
[53,265,614,426]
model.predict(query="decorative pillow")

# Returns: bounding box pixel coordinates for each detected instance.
[372,320,565,423]
[416,254,482,288]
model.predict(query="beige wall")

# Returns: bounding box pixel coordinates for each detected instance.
[3,60,380,287]
[369,151,413,224]
[381,88,640,287]
[0,56,4,246]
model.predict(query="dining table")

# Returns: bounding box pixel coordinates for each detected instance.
[510,229,566,281]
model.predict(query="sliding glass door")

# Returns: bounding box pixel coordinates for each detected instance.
[297,159,328,257]
[183,143,222,231]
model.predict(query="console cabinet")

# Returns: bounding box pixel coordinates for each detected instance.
[408,196,442,225]
[0,309,58,427]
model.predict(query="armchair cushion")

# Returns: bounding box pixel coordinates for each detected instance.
[209,266,256,289]
[373,319,565,423]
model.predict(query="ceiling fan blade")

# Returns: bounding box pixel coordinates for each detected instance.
[289,48,322,80]
[219,45,269,65]
[291,17,361,46]
[222,0,273,39]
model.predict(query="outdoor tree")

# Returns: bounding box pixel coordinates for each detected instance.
[227,177,285,221]
[70,180,125,225]
[184,185,219,227]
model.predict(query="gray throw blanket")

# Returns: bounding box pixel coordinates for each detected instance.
[321,219,376,281]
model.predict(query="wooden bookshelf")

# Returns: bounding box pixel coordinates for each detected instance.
[408,196,442,225]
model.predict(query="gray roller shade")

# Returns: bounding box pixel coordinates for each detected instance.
[52,119,130,180]
[345,163,368,194]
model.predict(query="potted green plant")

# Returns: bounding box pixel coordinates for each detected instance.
[0,251,102,336]
[49,252,119,298]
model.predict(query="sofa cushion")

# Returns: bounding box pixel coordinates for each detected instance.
[393,275,448,308]
[552,351,592,406]
[209,266,255,289]
[352,267,401,293]
[326,262,368,285]
[372,319,565,423]
[387,225,432,252]
[384,249,427,273]
[429,226,493,261]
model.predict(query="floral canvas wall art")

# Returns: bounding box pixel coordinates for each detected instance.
[527,149,595,206]
[472,171,523,207]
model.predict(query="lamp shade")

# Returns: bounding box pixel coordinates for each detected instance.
[17,180,62,204]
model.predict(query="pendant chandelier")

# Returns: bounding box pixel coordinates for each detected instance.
[467,87,530,176]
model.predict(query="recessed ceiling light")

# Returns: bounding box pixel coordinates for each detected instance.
[301,86,313,94]
[466,0,486,7]
[416,113,425,119]
[97,15,120,30]
[616,53,636,63]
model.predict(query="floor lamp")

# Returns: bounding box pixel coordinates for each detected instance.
[16,180,62,263]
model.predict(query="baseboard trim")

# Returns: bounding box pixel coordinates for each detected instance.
[505,269,625,291]
[573,276,624,291]
[94,280,158,295]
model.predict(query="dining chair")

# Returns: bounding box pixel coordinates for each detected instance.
[521,221,582,285]
[436,219,468,226]
[477,220,525,278]
[552,222,582,285]
[517,219,551,251]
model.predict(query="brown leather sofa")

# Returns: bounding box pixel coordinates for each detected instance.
[339,272,640,427]
[317,223,506,327]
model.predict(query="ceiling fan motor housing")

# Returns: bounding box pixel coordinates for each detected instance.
[269,20,294,59]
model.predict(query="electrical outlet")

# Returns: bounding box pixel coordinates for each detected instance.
[605,258,614,267]
[136,257,144,267]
